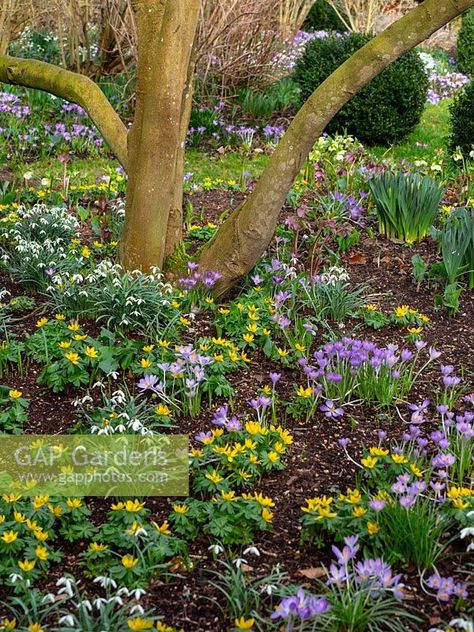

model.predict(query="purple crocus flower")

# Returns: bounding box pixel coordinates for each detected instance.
[320,400,344,418]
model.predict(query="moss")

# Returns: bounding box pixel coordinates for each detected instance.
[163,241,190,279]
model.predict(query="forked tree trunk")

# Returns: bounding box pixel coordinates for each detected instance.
[1,0,473,289]
[119,0,199,271]
[199,0,474,294]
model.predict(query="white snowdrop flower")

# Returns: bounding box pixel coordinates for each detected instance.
[208,544,224,555]
[57,576,75,596]
[9,573,22,584]
[130,605,145,615]
[243,546,260,557]
[449,620,474,632]
[93,576,117,589]
[460,527,474,539]
[261,584,276,595]
[41,593,57,604]
[234,558,247,568]
[58,615,76,626]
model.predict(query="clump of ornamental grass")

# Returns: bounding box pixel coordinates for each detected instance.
[368,171,443,244]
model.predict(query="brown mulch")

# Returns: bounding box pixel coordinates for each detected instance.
[0,189,472,631]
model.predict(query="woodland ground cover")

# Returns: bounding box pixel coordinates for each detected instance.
[0,18,473,632]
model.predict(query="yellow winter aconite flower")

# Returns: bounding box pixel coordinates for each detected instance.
[301,496,334,513]
[246,323,258,333]
[218,308,230,315]
[111,499,145,513]
[34,528,49,542]
[58,341,71,349]
[3,495,22,503]
[48,504,62,517]
[81,246,90,258]
[73,334,87,341]
[32,495,49,510]
[221,490,237,502]
[1,618,17,630]
[252,492,275,507]
[1,530,18,544]
[394,305,409,318]
[294,343,306,353]
[267,452,279,463]
[179,316,190,326]
[126,521,145,536]
[453,499,469,509]
[55,313,66,320]
[28,625,43,632]
[408,327,423,335]
[8,390,22,399]
[245,421,263,435]
[36,318,48,328]
[65,352,80,365]
[158,339,170,348]
[261,508,273,523]
[339,488,362,504]
[18,559,36,572]
[243,333,254,344]
[277,348,289,357]
[205,471,223,484]
[353,506,367,517]
[296,385,313,398]
[127,618,154,631]
[172,504,189,514]
[156,623,176,632]
[152,521,171,535]
[447,486,472,499]
[234,616,255,629]
[369,447,389,457]
[367,521,379,535]
[66,498,83,509]
[90,542,108,552]
[274,426,293,445]
[85,346,98,358]
[35,545,48,561]
[365,304,378,311]
[121,554,138,569]
[155,404,172,416]
[391,453,407,464]
[68,322,80,331]
[410,464,423,478]
[142,344,155,353]
[361,456,378,469]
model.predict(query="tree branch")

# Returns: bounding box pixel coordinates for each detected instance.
[199,0,474,294]
[0,54,128,169]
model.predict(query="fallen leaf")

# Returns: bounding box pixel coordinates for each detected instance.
[348,252,367,265]
[297,567,326,579]
[429,616,442,626]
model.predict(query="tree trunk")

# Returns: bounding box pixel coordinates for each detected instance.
[199,0,474,295]
[119,0,200,271]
